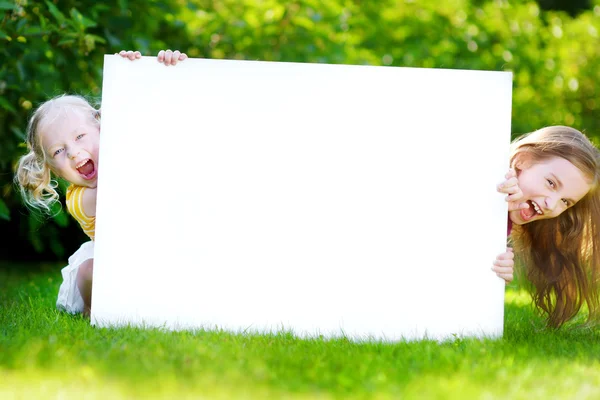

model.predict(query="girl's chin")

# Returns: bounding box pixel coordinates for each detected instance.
[75,177,98,189]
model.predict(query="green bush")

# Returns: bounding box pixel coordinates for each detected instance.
[2,0,600,260]
[0,0,192,258]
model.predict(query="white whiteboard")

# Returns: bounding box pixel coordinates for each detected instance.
[92,55,512,341]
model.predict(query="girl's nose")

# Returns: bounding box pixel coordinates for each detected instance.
[67,149,79,160]
[545,195,560,211]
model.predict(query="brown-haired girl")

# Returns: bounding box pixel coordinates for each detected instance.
[495,125,600,328]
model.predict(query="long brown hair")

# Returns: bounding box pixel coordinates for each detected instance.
[510,126,600,327]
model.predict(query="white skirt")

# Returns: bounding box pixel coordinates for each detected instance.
[56,240,94,314]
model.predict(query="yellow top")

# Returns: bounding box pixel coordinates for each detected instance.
[66,185,96,240]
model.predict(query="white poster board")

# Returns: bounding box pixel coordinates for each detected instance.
[92,55,512,341]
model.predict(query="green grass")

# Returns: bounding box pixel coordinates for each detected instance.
[2,262,600,399]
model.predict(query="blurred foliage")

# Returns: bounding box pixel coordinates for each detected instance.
[1,0,600,260]
[0,0,193,259]
[537,0,592,16]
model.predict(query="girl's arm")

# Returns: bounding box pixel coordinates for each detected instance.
[492,248,514,284]
[494,169,519,284]
[82,187,97,217]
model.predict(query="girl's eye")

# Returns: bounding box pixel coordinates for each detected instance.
[76,134,85,140]
[53,148,64,156]
[562,199,569,206]
[546,179,556,188]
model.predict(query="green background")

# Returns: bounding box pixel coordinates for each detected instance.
[1,0,600,261]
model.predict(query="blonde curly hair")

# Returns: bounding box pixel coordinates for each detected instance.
[14,94,100,214]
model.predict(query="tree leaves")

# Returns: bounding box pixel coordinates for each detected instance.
[0,199,9,221]
[4,0,600,259]
[0,1,15,11]
[44,0,66,25]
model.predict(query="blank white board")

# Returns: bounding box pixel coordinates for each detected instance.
[92,55,513,341]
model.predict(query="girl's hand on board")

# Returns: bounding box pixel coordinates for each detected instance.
[497,168,529,212]
[492,248,514,284]
[116,50,142,60]
[157,49,188,66]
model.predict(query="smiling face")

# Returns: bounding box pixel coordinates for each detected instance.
[509,156,592,225]
[40,108,101,188]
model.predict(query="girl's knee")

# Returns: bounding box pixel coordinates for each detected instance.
[77,259,94,312]
[78,259,94,282]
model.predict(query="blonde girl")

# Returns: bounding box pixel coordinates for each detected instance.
[15,49,187,316]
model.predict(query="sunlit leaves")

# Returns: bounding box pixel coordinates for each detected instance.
[3,0,600,258]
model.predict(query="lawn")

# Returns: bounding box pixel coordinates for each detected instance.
[2,261,600,399]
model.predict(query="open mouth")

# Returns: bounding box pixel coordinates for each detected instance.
[520,200,543,221]
[76,159,97,180]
